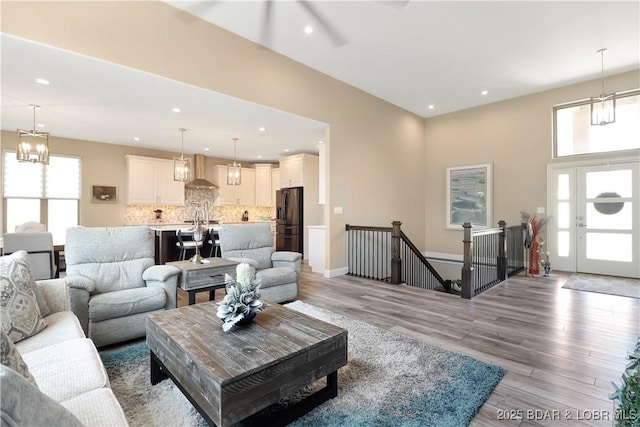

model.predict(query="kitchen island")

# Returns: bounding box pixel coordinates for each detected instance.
[143,222,274,264]
[150,224,221,265]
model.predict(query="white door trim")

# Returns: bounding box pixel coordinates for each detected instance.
[547,154,640,276]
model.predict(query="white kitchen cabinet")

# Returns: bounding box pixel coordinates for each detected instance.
[126,155,185,205]
[213,165,255,206]
[156,160,186,205]
[237,168,255,205]
[255,164,273,207]
[279,154,305,188]
[278,153,320,189]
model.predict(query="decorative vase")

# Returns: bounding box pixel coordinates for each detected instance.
[236,311,256,326]
[529,239,540,275]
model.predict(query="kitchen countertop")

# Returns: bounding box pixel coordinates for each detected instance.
[149,225,221,231]
[125,222,275,231]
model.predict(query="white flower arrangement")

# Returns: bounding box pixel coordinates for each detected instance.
[216,263,267,332]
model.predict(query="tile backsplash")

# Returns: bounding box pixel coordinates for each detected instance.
[123,188,275,224]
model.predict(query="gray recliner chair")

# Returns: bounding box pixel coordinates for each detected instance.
[219,223,302,303]
[64,226,180,347]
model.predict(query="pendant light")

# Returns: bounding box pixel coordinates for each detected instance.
[17,104,50,164]
[173,128,192,182]
[227,137,241,185]
[590,48,616,126]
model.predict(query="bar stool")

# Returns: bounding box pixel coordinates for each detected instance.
[175,229,204,261]
[207,228,221,257]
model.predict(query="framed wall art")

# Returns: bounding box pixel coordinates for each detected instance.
[446,163,492,229]
[91,185,118,203]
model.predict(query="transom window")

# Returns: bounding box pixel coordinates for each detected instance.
[553,89,640,158]
[3,151,81,244]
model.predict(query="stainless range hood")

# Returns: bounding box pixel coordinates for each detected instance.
[186,154,218,189]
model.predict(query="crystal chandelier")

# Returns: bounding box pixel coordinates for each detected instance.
[590,48,616,126]
[173,128,192,182]
[227,137,241,185]
[17,104,50,164]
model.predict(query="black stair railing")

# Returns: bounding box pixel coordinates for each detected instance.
[346,221,449,291]
[345,224,393,281]
[347,220,525,299]
[506,223,526,276]
[461,221,525,299]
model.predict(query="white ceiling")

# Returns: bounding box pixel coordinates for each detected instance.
[1,35,327,162]
[169,0,640,117]
[2,1,639,161]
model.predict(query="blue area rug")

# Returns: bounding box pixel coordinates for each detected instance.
[100,301,503,426]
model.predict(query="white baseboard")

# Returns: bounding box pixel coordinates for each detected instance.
[324,267,348,278]
[422,251,463,263]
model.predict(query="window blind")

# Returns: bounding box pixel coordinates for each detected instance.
[46,155,81,198]
[3,151,80,199]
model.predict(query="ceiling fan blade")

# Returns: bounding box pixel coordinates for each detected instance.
[259,0,274,47]
[298,0,349,47]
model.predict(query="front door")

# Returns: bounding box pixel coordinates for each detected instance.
[575,162,639,278]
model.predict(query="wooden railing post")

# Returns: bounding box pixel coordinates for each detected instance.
[497,220,508,281]
[461,222,474,299]
[390,221,402,284]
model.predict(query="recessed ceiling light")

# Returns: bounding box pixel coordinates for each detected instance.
[133,137,140,141]
[35,78,50,85]
[304,26,313,35]
[284,149,290,153]
[257,155,263,159]
[172,107,181,113]
[258,126,266,132]
[481,90,488,95]
[204,147,210,152]
[428,105,434,110]
[36,123,45,128]
[318,140,324,144]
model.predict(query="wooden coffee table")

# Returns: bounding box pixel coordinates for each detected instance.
[146,301,348,427]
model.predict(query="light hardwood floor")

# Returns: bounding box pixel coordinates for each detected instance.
[179,264,639,427]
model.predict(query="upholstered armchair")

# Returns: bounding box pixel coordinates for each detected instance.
[3,232,56,280]
[219,223,302,303]
[64,226,180,347]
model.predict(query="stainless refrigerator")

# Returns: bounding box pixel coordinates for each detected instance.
[276,187,303,254]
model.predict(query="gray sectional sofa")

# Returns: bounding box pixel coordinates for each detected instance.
[1,274,128,426]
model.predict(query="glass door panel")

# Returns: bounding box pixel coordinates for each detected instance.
[585,233,632,262]
[552,170,575,272]
[586,202,631,230]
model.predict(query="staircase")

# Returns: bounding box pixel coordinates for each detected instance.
[346,220,525,298]
[346,221,450,292]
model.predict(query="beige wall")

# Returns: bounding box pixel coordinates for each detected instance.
[2,1,427,271]
[424,70,640,255]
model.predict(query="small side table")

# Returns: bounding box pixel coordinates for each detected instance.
[166,258,239,305]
